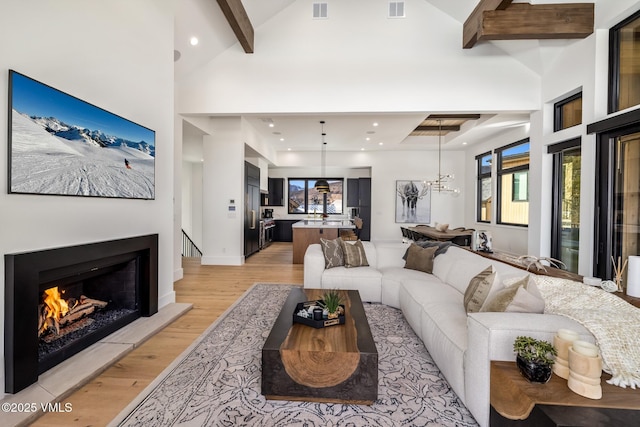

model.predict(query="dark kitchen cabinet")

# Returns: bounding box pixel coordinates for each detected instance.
[274,219,297,242]
[347,178,371,241]
[245,162,260,257]
[262,178,284,206]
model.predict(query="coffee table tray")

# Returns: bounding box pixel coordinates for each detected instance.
[293,300,345,328]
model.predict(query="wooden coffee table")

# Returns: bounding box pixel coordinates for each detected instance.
[261,288,378,404]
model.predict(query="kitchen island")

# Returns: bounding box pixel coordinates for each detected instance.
[292,219,355,264]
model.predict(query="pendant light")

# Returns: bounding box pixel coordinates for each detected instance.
[315,120,330,193]
[426,119,460,195]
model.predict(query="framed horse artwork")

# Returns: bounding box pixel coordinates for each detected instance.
[395,180,431,223]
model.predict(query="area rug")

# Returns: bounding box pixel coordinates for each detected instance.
[111,284,478,427]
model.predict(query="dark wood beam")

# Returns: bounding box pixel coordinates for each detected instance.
[463,0,513,49]
[428,114,482,120]
[463,2,594,49]
[414,125,461,132]
[216,0,254,53]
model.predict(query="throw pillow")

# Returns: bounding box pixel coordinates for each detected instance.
[320,237,344,269]
[404,244,438,274]
[463,266,497,313]
[480,275,545,313]
[341,239,369,268]
[402,241,452,260]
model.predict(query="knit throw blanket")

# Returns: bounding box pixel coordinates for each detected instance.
[534,276,640,389]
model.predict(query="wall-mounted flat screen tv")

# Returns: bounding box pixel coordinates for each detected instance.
[8,70,155,199]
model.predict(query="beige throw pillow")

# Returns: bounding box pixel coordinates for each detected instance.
[463,266,496,313]
[341,240,369,268]
[480,275,545,313]
[404,244,438,274]
[320,237,344,268]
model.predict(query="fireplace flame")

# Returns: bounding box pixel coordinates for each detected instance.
[43,287,70,322]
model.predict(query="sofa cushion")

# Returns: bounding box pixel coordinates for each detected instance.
[319,237,344,268]
[321,266,382,302]
[341,240,369,268]
[481,275,545,313]
[446,259,493,295]
[463,266,497,313]
[380,266,435,308]
[404,244,437,273]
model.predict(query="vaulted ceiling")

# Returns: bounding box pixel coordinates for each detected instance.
[175,1,596,157]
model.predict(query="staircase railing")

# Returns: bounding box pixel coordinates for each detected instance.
[182,229,202,257]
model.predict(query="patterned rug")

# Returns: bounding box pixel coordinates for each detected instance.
[112,284,478,427]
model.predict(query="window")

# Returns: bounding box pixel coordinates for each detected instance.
[476,152,492,222]
[549,138,581,273]
[288,178,343,214]
[496,139,530,226]
[554,92,582,131]
[609,10,640,112]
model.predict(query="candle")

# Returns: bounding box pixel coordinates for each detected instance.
[627,256,640,298]
[557,329,579,342]
[572,340,599,357]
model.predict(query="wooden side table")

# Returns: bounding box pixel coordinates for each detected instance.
[490,361,640,426]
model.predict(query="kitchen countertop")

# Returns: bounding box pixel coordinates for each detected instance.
[292,220,355,229]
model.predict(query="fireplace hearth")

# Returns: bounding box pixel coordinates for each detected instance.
[4,234,158,394]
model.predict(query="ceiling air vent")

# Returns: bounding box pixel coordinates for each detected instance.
[313,3,328,19]
[389,1,405,18]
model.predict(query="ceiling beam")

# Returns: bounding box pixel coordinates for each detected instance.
[463,0,513,49]
[216,0,254,53]
[463,1,594,49]
[414,125,461,132]
[427,114,482,120]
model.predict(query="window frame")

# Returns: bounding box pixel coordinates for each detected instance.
[496,138,530,227]
[608,9,640,113]
[476,151,492,223]
[287,177,344,215]
[554,91,583,132]
[548,137,582,273]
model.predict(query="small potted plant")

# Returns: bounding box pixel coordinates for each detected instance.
[322,289,344,319]
[513,336,557,383]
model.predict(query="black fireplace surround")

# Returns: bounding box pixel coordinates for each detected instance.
[4,234,158,394]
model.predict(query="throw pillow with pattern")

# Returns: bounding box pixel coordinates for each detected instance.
[320,237,344,268]
[341,239,369,268]
[463,266,497,313]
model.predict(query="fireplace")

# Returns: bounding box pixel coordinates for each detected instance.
[4,234,158,394]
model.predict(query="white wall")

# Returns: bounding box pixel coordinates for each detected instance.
[175,0,541,115]
[0,0,175,393]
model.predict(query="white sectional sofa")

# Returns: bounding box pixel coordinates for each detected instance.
[303,241,595,427]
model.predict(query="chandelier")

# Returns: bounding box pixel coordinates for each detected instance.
[314,120,330,193]
[425,119,460,195]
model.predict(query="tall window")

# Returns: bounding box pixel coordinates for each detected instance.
[610,10,640,112]
[549,139,581,273]
[496,139,530,226]
[476,152,492,223]
[554,92,583,131]
[288,178,344,214]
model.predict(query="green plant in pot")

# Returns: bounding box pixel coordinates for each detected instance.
[513,336,557,383]
[322,289,344,319]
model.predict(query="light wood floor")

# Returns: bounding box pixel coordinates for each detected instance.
[32,242,303,427]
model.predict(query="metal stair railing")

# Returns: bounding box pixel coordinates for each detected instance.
[182,229,202,257]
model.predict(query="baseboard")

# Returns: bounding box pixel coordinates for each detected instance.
[173,267,184,282]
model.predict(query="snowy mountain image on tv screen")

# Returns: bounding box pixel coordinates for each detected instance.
[8,71,155,199]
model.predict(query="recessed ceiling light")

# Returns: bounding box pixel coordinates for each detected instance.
[365,137,371,141]
[361,148,365,151]
[379,142,384,146]
[287,148,292,151]
[190,37,199,46]
[373,122,379,127]
[280,138,285,141]
[462,142,468,145]
[268,123,275,128]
